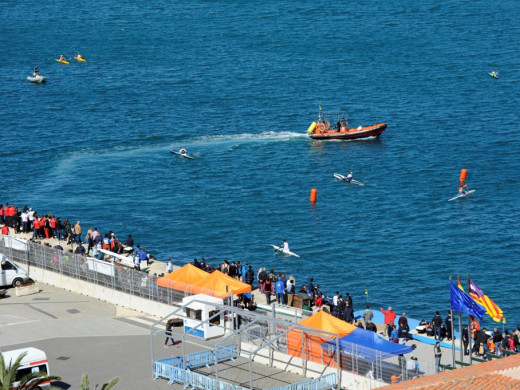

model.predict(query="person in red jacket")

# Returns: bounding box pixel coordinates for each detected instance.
[1,224,9,235]
[3,203,9,226]
[49,215,57,237]
[0,205,4,224]
[8,205,15,228]
[381,306,397,339]
[32,217,40,239]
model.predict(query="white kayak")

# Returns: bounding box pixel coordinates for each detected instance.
[271,244,300,258]
[27,75,46,83]
[448,189,476,202]
[170,150,194,160]
[333,173,365,186]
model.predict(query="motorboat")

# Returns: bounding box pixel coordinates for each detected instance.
[307,110,386,140]
[27,74,46,83]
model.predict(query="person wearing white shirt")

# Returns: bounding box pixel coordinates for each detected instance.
[333,291,339,307]
[21,211,29,233]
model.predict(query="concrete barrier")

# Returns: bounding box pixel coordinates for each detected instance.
[28,265,176,317]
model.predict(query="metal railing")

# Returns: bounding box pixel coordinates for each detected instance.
[267,373,336,390]
[1,238,186,306]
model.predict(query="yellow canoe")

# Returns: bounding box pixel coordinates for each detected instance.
[74,56,86,62]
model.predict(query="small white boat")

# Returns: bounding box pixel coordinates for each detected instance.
[333,172,365,186]
[271,244,300,258]
[170,150,194,160]
[448,189,475,202]
[27,75,46,83]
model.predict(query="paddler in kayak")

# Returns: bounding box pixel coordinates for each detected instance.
[59,54,67,62]
[346,172,353,182]
[33,66,39,77]
[281,239,289,252]
[179,147,187,155]
[490,69,498,77]
[76,53,83,60]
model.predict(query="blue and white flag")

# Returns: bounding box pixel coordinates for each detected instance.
[450,281,486,319]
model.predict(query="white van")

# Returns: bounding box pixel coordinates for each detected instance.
[1,347,51,389]
[0,253,30,287]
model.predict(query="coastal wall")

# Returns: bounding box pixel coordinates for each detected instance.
[26,264,175,318]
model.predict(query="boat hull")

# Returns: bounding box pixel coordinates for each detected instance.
[309,123,387,140]
[27,75,46,83]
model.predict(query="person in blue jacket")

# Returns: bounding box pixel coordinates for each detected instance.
[276,277,286,305]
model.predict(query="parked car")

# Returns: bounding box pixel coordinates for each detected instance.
[0,253,30,287]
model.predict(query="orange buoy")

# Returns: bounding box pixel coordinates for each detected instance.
[459,168,467,186]
[310,188,317,203]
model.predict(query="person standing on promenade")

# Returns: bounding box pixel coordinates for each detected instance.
[8,204,15,228]
[493,328,503,356]
[462,324,469,355]
[27,208,35,229]
[267,269,277,284]
[381,306,397,339]
[74,221,82,244]
[337,295,345,319]
[344,300,354,324]
[21,209,28,233]
[362,305,374,326]
[1,223,9,235]
[445,310,453,340]
[164,319,179,348]
[398,313,409,339]
[125,234,134,248]
[275,277,285,305]
[333,291,339,307]
[345,292,353,310]
[263,277,273,304]
[245,265,254,286]
[432,311,443,340]
[434,342,442,373]
[166,259,173,274]
[308,278,315,302]
[257,268,267,291]
[32,215,40,239]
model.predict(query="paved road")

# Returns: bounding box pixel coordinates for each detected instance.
[0,283,306,389]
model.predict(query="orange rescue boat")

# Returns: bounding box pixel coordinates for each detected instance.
[307,110,387,140]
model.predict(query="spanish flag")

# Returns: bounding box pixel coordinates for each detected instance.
[458,277,503,322]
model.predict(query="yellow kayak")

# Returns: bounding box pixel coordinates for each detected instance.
[55,59,69,65]
[74,56,86,62]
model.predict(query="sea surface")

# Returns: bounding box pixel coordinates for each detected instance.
[1,0,519,328]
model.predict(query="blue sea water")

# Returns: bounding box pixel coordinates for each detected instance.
[1,0,520,327]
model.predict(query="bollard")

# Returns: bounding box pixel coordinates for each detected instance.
[310,188,317,203]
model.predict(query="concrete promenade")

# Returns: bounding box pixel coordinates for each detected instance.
[0,283,308,389]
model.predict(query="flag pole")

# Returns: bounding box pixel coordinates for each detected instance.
[467,273,473,365]
[458,310,463,362]
[449,275,455,368]
[457,274,463,362]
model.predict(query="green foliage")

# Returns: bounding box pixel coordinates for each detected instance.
[79,374,120,390]
[0,351,62,390]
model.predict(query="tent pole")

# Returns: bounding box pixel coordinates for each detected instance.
[336,336,341,386]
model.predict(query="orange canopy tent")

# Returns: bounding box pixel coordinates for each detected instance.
[156,263,209,291]
[190,270,252,298]
[287,310,357,367]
